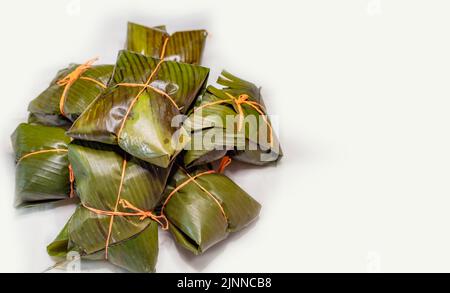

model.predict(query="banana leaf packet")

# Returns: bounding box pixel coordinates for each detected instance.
[67,50,209,168]
[183,71,282,167]
[126,22,207,65]
[28,58,113,126]
[11,123,73,207]
[47,141,171,273]
[161,158,261,254]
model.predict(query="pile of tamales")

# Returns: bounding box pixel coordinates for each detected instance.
[11,22,282,273]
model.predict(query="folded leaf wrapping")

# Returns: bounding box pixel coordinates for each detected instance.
[47,141,172,273]
[183,71,282,167]
[67,50,210,168]
[28,112,72,129]
[28,60,113,125]
[126,22,207,65]
[162,165,261,254]
[11,123,72,207]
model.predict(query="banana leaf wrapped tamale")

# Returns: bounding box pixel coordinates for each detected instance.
[28,59,113,126]
[11,123,73,207]
[47,141,171,273]
[161,158,261,254]
[183,71,282,167]
[67,50,209,168]
[126,22,207,65]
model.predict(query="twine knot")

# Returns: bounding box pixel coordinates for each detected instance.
[234,94,250,105]
[217,156,232,173]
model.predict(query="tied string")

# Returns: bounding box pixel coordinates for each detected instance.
[116,36,180,140]
[17,149,75,198]
[81,156,232,259]
[57,57,107,117]
[193,93,274,147]
[68,164,75,198]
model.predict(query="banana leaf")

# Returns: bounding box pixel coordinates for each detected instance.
[28,61,113,125]
[27,113,72,129]
[47,140,171,273]
[162,165,261,254]
[183,71,282,167]
[126,22,207,65]
[11,123,72,207]
[67,50,210,168]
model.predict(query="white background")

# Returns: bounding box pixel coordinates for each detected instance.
[1,0,450,273]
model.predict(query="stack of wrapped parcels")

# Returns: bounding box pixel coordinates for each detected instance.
[11,22,282,272]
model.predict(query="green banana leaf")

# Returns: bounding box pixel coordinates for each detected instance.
[67,50,210,168]
[126,22,207,65]
[28,113,72,129]
[28,62,113,125]
[162,165,261,254]
[47,140,171,272]
[11,123,72,207]
[183,71,282,167]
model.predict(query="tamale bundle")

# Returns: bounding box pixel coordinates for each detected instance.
[47,141,171,273]
[28,59,113,126]
[161,158,261,254]
[11,123,73,207]
[126,22,207,65]
[67,50,209,168]
[183,71,282,167]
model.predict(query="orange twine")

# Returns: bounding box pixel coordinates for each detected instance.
[82,156,232,259]
[57,57,107,117]
[17,149,68,163]
[159,170,218,225]
[105,158,127,259]
[116,37,180,140]
[84,199,168,226]
[217,155,231,173]
[193,93,274,147]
